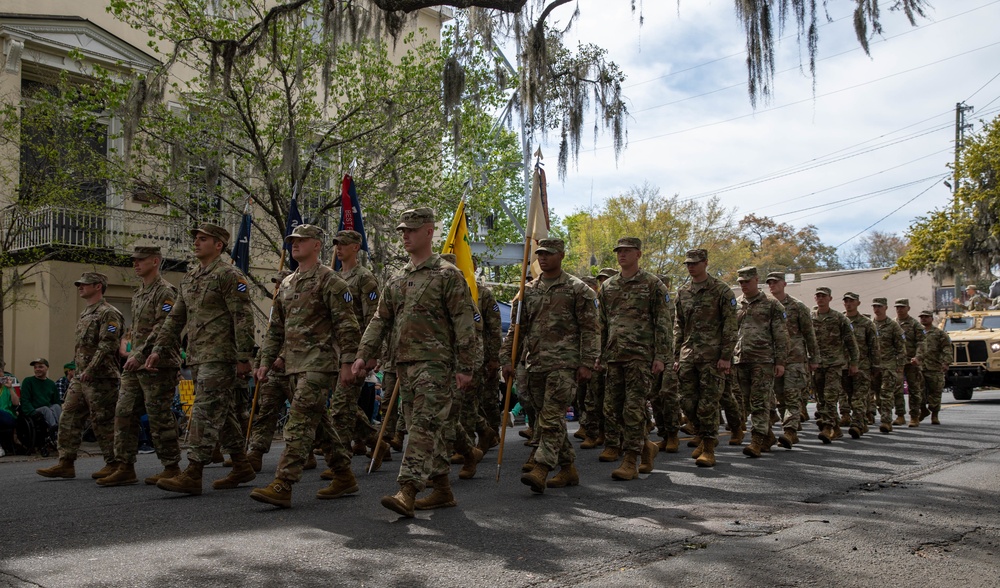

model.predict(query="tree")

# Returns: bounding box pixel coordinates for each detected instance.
[843,230,908,269]
[895,115,1000,280]
[739,214,842,275]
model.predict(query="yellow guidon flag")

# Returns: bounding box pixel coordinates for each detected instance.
[441,199,478,302]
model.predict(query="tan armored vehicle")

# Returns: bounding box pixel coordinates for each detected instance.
[940,310,1000,400]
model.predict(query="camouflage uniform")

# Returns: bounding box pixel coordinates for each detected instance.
[476,285,504,434]
[651,281,680,440]
[58,284,124,464]
[964,292,989,311]
[734,278,788,437]
[448,296,484,459]
[674,271,738,441]
[872,311,907,424]
[357,253,477,491]
[153,256,255,464]
[114,272,182,467]
[895,304,926,420]
[501,269,599,469]
[811,299,859,430]
[599,267,671,454]
[258,263,360,483]
[772,290,819,431]
[916,318,951,414]
[248,369,292,455]
[843,308,880,430]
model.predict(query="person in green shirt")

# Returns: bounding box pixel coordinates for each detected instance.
[19,358,62,437]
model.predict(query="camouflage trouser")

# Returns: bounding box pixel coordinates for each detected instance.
[187,362,244,463]
[774,362,805,430]
[891,367,907,416]
[719,371,744,432]
[736,363,775,436]
[604,360,652,453]
[812,366,844,428]
[326,377,364,471]
[248,372,292,454]
[841,369,872,428]
[58,376,120,463]
[677,362,725,440]
[450,370,481,455]
[380,371,405,437]
[353,405,377,443]
[113,369,181,466]
[276,371,337,483]
[873,368,901,424]
[515,363,538,430]
[654,367,681,436]
[922,370,945,413]
[398,361,454,491]
[526,369,576,468]
[903,364,925,418]
[581,370,608,440]
[478,371,501,432]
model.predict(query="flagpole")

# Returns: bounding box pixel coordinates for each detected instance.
[496,150,543,482]
[244,248,286,445]
[367,378,400,474]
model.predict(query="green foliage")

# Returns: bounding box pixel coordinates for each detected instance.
[739,214,842,275]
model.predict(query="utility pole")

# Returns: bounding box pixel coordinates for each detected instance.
[953,101,974,195]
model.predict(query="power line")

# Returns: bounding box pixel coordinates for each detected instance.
[966,71,1000,101]
[834,175,947,250]
[768,174,945,218]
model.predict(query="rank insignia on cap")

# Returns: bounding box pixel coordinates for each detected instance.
[162,301,174,313]
[474,313,482,322]
[368,292,378,301]
[344,292,353,303]
[236,279,248,293]
[493,303,500,312]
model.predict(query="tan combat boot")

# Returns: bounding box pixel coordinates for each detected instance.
[688,434,703,448]
[450,452,465,464]
[316,468,359,499]
[320,468,335,480]
[246,449,263,473]
[879,421,893,433]
[839,413,851,427]
[573,428,587,440]
[729,426,746,446]
[919,405,931,422]
[598,445,621,463]
[931,411,940,425]
[97,462,138,486]
[691,438,706,460]
[638,440,658,474]
[849,425,863,439]
[388,431,405,452]
[770,410,781,426]
[518,427,533,439]
[212,453,257,490]
[37,458,75,479]
[91,461,120,480]
[145,463,181,485]
[743,433,764,458]
[380,482,419,517]
[369,441,390,472]
[762,429,776,452]
[250,478,293,508]
[695,438,718,467]
[892,415,905,426]
[211,445,225,464]
[477,427,499,452]
[908,416,919,428]
[414,474,457,510]
[777,428,798,449]
[520,463,551,493]
[303,452,318,470]
[832,425,844,439]
[546,463,580,488]
[580,434,604,449]
[458,447,484,480]
[611,451,639,481]
[157,460,204,495]
[521,450,537,473]
[818,425,834,444]
[662,431,679,453]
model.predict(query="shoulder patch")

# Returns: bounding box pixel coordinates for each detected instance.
[594,299,600,309]
[493,302,500,312]
[782,312,787,319]
[368,291,378,301]
[236,278,248,293]
[730,298,737,307]
[162,299,174,313]
[344,292,354,303]
[665,293,671,303]
[107,321,119,333]
[473,312,482,322]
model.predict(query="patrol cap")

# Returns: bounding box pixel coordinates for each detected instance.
[918,309,934,317]
[131,246,162,259]
[396,207,435,229]
[965,284,978,291]
[74,272,108,287]
[872,297,888,306]
[29,358,49,367]
[764,271,785,283]
[815,286,832,297]
[581,276,599,289]
[270,270,292,283]
[597,267,618,280]
[613,237,642,252]
[535,238,565,254]
[441,253,458,264]
[894,298,910,307]
[842,292,860,301]
[284,223,325,243]
[332,230,362,245]
[736,266,758,282]
[684,249,708,264]
[190,223,230,246]
[63,362,76,370]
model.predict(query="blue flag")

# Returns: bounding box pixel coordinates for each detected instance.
[284,197,302,271]
[230,211,251,274]
[334,174,369,270]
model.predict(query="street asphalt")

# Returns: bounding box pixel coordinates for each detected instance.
[2,390,999,587]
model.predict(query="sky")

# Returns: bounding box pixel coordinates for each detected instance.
[529,0,1000,260]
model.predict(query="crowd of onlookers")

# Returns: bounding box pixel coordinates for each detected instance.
[0,358,74,457]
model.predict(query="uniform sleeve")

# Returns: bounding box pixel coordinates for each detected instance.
[326,278,361,365]
[360,271,380,335]
[85,308,123,377]
[771,301,789,366]
[800,303,820,363]
[911,322,926,358]
[653,281,672,365]
[134,284,177,364]
[446,270,478,374]
[842,316,860,368]
[154,281,188,357]
[223,271,256,362]
[258,285,287,370]
[892,324,907,368]
[867,323,881,368]
[480,288,503,367]
[673,295,683,364]
[500,298,520,367]
[599,287,610,363]
[358,283,395,362]
[577,285,601,367]
[719,287,738,362]
[940,332,953,370]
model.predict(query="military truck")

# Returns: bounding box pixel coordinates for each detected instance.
[940,311,1000,400]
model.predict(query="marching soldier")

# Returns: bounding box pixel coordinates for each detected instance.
[915,310,951,425]
[956,285,989,312]
[871,298,907,433]
[811,287,859,443]
[841,292,879,438]
[652,274,681,453]
[37,273,124,480]
[894,299,926,427]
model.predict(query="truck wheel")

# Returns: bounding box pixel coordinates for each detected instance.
[952,387,973,401]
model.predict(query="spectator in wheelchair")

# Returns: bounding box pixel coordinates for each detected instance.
[19,358,62,442]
